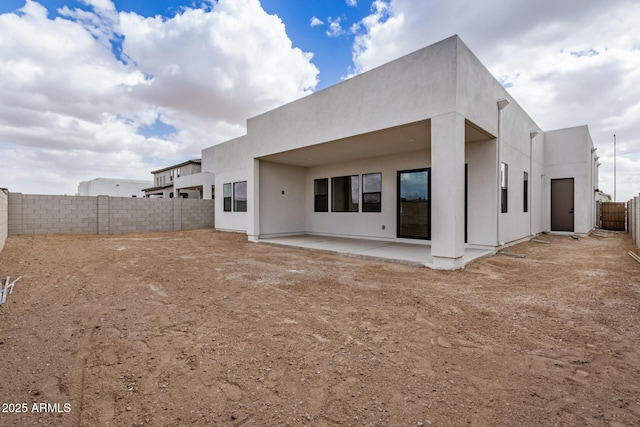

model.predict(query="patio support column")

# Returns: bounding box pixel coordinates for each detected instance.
[247,158,260,242]
[431,112,466,269]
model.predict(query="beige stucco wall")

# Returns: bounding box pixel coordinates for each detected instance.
[465,138,498,247]
[246,36,458,159]
[211,136,251,233]
[543,125,596,235]
[304,150,429,240]
[259,161,306,237]
[78,178,152,197]
[203,35,597,267]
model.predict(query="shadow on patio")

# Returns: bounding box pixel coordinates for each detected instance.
[258,235,494,269]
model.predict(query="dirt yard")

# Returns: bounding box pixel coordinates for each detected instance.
[0,230,639,426]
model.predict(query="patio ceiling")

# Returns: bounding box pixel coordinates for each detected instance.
[259,119,494,168]
[259,120,430,168]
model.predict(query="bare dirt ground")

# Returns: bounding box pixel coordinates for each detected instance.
[0,230,639,427]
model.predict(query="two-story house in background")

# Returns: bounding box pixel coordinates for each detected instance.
[143,159,214,199]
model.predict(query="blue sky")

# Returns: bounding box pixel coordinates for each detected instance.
[0,0,639,201]
[0,0,370,89]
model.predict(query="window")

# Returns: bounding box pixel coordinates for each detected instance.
[523,171,529,213]
[223,183,232,212]
[314,178,328,212]
[362,173,382,212]
[501,163,508,213]
[233,181,247,212]
[169,168,181,181]
[332,175,359,212]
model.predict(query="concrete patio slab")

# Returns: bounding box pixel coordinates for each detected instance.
[258,235,494,268]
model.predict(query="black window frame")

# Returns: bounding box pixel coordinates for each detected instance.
[523,171,529,213]
[331,175,359,212]
[501,163,508,213]
[233,181,247,212]
[362,172,382,213]
[223,183,232,212]
[314,178,329,212]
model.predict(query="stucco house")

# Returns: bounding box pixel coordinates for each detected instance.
[201,35,599,270]
[143,159,215,199]
[77,178,152,197]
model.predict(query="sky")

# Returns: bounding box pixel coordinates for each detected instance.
[0,0,639,202]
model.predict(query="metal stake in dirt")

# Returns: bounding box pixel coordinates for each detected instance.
[1,276,22,305]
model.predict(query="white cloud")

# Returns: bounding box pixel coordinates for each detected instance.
[346,0,358,6]
[0,0,319,195]
[80,0,115,12]
[326,16,345,37]
[310,16,323,27]
[325,14,364,39]
[348,0,640,202]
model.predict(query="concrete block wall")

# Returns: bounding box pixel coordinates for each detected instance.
[9,194,98,235]
[180,198,215,230]
[107,197,175,234]
[0,189,8,252]
[7,193,214,236]
[630,195,640,251]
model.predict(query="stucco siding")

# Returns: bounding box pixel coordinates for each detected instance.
[198,35,598,268]
[258,161,306,237]
[543,126,596,234]
[305,150,429,240]
[500,138,535,243]
[246,36,459,158]
[465,138,498,246]
[214,167,251,233]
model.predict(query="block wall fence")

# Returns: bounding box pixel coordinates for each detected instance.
[7,193,214,236]
[629,195,640,251]
[0,189,8,252]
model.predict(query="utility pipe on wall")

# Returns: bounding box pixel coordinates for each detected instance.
[496,98,510,246]
[529,130,539,236]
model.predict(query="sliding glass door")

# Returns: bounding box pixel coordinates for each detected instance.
[397,168,430,239]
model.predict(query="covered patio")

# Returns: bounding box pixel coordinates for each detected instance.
[258,234,494,268]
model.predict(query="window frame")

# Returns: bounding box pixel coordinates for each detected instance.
[314,178,329,212]
[223,183,232,212]
[362,172,382,213]
[501,163,508,213]
[233,181,247,212]
[523,171,529,213]
[331,175,359,213]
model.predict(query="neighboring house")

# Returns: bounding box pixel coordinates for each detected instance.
[77,178,152,197]
[596,191,612,203]
[143,159,215,199]
[200,35,599,270]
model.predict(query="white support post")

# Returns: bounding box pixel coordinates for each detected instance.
[431,112,466,269]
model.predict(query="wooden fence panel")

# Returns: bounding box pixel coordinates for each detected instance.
[601,202,626,231]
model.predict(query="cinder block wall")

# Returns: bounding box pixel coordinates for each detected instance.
[630,195,640,251]
[9,194,97,235]
[7,193,214,236]
[0,189,8,252]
